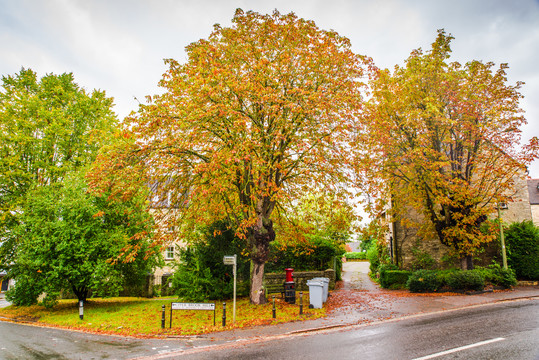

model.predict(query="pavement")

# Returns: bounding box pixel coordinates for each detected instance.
[0,291,9,309]
[194,261,539,342]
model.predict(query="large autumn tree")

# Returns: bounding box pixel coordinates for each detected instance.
[362,30,538,269]
[90,9,368,304]
[0,69,117,268]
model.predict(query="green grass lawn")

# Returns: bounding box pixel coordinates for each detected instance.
[0,295,325,337]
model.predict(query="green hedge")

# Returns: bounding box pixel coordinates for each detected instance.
[380,270,412,289]
[407,265,517,293]
[344,252,367,260]
[505,220,539,280]
[446,270,484,291]
[406,270,442,292]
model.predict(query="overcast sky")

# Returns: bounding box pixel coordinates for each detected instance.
[1,0,538,177]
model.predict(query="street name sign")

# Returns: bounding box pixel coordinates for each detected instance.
[171,302,215,311]
[169,302,216,328]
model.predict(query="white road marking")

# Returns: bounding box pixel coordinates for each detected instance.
[412,337,506,360]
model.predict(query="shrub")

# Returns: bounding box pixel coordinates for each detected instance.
[345,252,367,260]
[446,270,484,292]
[406,270,442,292]
[505,221,539,280]
[6,275,42,306]
[171,261,220,302]
[380,270,412,289]
[493,267,517,288]
[170,221,250,301]
[366,244,379,275]
[476,263,517,289]
[435,269,458,287]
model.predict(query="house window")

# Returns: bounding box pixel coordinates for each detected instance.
[499,202,508,210]
[165,246,175,260]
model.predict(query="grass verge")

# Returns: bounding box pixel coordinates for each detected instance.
[0,295,325,337]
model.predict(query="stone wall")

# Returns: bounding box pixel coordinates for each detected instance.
[394,213,455,270]
[263,269,336,291]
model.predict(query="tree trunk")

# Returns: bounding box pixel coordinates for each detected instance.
[249,217,275,305]
[250,259,267,305]
[72,285,88,303]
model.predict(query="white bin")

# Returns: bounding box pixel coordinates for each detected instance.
[313,277,329,303]
[306,279,324,309]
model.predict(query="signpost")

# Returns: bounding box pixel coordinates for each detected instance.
[169,302,216,328]
[223,254,237,324]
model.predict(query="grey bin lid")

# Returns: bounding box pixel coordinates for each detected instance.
[306,280,323,286]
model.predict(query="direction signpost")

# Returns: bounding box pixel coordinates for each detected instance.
[223,254,237,324]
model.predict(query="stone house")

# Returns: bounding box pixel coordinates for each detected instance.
[528,179,539,226]
[146,180,185,295]
[387,171,534,270]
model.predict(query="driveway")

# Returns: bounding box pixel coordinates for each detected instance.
[341,261,378,291]
[0,292,10,309]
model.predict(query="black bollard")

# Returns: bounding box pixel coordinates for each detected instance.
[222,302,226,327]
[161,305,166,329]
[299,291,303,315]
[272,295,276,319]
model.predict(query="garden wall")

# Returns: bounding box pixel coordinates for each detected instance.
[263,269,336,291]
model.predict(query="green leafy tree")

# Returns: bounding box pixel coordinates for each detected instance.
[6,173,157,306]
[0,68,117,267]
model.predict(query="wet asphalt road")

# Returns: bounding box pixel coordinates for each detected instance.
[153,299,539,360]
[0,322,206,360]
[1,299,537,359]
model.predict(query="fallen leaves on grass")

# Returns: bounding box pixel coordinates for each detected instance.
[0,296,325,337]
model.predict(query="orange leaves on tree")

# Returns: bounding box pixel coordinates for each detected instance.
[359,30,538,266]
[90,9,369,304]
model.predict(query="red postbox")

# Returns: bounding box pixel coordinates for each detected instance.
[284,268,295,304]
[285,268,294,282]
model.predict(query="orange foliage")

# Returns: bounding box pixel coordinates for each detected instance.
[358,30,538,262]
[88,9,370,303]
